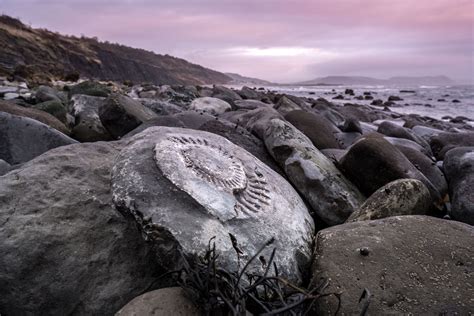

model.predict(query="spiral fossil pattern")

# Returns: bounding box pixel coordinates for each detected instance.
[167,135,271,217]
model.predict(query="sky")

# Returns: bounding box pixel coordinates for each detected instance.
[1,0,473,83]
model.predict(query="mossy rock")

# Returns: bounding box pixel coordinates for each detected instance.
[68,81,111,98]
[33,100,67,123]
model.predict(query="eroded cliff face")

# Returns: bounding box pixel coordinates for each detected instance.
[0,15,231,85]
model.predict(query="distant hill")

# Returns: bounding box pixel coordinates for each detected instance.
[225,72,273,85]
[0,15,232,85]
[296,75,454,86]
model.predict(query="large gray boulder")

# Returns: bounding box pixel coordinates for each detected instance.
[220,107,284,139]
[211,85,242,106]
[0,159,11,176]
[378,121,431,152]
[111,127,314,283]
[0,142,164,315]
[70,94,113,142]
[234,99,271,110]
[430,132,474,160]
[189,97,231,115]
[99,93,157,139]
[443,147,474,225]
[264,119,364,225]
[346,179,431,222]
[0,111,76,164]
[311,216,473,315]
[274,95,301,115]
[140,99,183,116]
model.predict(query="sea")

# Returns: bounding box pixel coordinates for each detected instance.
[232,84,474,126]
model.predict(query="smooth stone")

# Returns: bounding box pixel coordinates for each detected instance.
[340,135,440,200]
[3,92,19,100]
[443,147,474,225]
[311,216,474,315]
[336,104,391,122]
[0,142,164,315]
[211,85,242,106]
[99,93,157,139]
[141,99,183,116]
[70,95,113,142]
[115,287,199,316]
[234,99,271,110]
[111,127,314,283]
[264,119,365,225]
[378,121,431,153]
[189,97,231,115]
[412,125,443,143]
[34,85,64,103]
[0,112,76,164]
[359,121,378,134]
[274,95,301,115]
[320,148,347,164]
[397,146,448,200]
[385,136,432,156]
[237,86,265,100]
[285,110,341,150]
[0,100,69,134]
[346,179,431,222]
[373,119,405,127]
[430,132,474,160]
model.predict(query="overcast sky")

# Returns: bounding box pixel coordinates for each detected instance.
[1,0,473,83]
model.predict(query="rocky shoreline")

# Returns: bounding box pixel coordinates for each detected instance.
[0,77,473,315]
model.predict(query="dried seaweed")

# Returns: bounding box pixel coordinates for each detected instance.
[164,235,342,315]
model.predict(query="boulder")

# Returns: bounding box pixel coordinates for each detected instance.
[443,147,474,225]
[430,132,474,160]
[320,149,347,164]
[69,94,113,142]
[99,93,157,139]
[32,100,68,123]
[189,97,231,115]
[35,85,64,103]
[173,111,216,129]
[0,112,76,164]
[234,99,271,110]
[111,127,314,283]
[221,107,284,139]
[334,132,362,149]
[0,159,11,176]
[237,86,264,100]
[385,136,432,157]
[285,110,341,150]
[0,100,69,134]
[274,96,301,115]
[141,99,183,116]
[68,80,111,98]
[211,85,242,106]
[340,135,440,199]
[412,125,444,142]
[115,287,199,316]
[346,179,431,222]
[378,121,431,152]
[0,142,164,315]
[264,119,365,225]
[397,146,448,199]
[310,216,473,315]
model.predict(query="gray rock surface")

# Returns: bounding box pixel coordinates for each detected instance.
[111,127,314,283]
[443,147,474,225]
[115,287,200,316]
[274,95,301,115]
[346,179,431,222]
[0,111,76,164]
[140,99,183,116]
[70,94,113,142]
[99,93,157,139]
[0,159,11,176]
[189,97,231,115]
[0,142,164,315]
[220,107,284,139]
[311,216,473,315]
[211,85,242,106]
[264,119,365,225]
[430,132,474,160]
[234,99,271,110]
